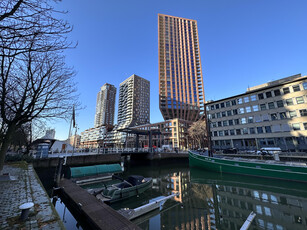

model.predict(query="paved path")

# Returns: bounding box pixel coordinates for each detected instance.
[0,163,64,229]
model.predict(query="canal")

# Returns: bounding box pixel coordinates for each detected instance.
[42,159,307,230]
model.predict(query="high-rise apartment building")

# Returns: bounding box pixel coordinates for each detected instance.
[94,83,116,128]
[117,74,150,128]
[158,14,205,121]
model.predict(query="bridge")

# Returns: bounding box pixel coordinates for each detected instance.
[33,149,189,168]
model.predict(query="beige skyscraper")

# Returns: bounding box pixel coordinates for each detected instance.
[94,83,116,128]
[158,14,205,121]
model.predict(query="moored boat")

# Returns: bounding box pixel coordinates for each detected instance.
[189,150,307,183]
[95,175,152,204]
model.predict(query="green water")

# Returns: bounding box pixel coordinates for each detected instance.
[54,160,307,230]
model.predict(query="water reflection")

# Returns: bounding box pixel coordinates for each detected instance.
[52,162,307,230]
[190,168,307,230]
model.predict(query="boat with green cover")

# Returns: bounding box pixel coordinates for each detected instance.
[189,150,307,182]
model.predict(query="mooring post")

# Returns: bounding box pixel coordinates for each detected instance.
[19,202,34,221]
[55,157,64,187]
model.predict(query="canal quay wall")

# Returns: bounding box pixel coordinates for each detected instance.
[0,162,64,230]
[33,152,190,168]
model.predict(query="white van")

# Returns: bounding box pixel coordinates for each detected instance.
[161,145,173,152]
[257,147,281,155]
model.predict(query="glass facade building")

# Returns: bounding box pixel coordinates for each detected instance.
[158,14,205,121]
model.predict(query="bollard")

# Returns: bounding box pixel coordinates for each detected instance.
[19,202,34,221]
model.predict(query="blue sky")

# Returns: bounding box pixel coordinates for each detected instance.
[49,0,307,140]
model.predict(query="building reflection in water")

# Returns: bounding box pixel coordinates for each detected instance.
[145,169,211,230]
[190,168,307,230]
[128,165,307,230]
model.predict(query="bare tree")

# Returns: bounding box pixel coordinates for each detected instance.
[188,119,208,149]
[0,0,78,171]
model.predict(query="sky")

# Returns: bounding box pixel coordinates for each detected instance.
[49,0,307,140]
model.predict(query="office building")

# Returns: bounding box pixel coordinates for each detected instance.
[158,14,205,121]
[94,83,116,128]
[128,118,192,150]
[206,74,307,152]
[117,74,150,128]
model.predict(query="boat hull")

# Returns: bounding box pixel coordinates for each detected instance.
[105,178,152,204]
[189,151,307,183]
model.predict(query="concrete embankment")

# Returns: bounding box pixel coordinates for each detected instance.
[0,162,64,229]
[33,153,121,168]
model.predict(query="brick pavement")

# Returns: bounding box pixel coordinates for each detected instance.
[0,162,65,230]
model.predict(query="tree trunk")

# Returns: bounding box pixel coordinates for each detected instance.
[0,123,17,172]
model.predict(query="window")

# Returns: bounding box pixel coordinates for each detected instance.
[303,82,307,90]
[230,129,235,135]
[283,87,290,94]
[262,114,269,121]
[216,112,221,118]
[250,95,257,101]
[271,113,278,120]
[296,96,304,104]
[214,131,218,136]
[258,93,264,100]
[266,92,272,98]
[248,116,253,123]
[289,111,297,118]
[255,115,262,122]
[237,98,243,104]
[212,113,216,119]
[210,105,215,110]
[243,128,248,134]
[279,112,287,119]
[218,131,224,136]
[233,109,238,115]
[260,104,266,110]
[239,108,245,114]
[218,121,222,127]
[253,105,259,111]
[292,123,300,130]
[229,120,234,126]
[231,100,236,106]
[211,122,217,128]
[276,100,284,108]
[236,129,241,135]
[274,89,281,96]
[234,119,239,125]
[220,102,225,108]
[241,118,247,124]
[257,127,263,134]
[215,104,219,109]
[245,106,251,113]
[224,130,229,136]
[300,109,307,117]
[292,85,300,92]
[265,126,272,133]
[223,120,228,126]
[244,97,249,103]
[285,98,293,106]
[250,127,255,134]
[226,101,231,107]
[222,111,226,117]
[227,110,232,116]
[268,102,275,109]
[304,123,307,130]
[272,124,281,132]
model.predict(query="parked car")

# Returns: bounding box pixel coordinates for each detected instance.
[223,148,237,154]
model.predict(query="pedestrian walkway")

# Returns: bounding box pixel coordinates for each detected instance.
[0,162,64,229]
